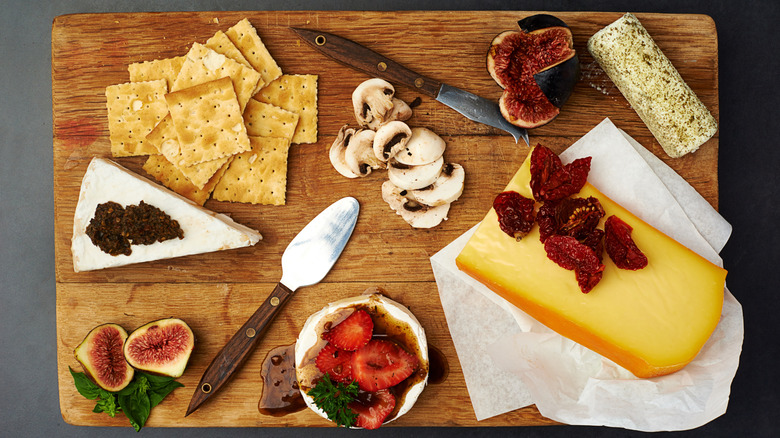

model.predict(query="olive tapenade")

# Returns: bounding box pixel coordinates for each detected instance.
[86,201,183,256]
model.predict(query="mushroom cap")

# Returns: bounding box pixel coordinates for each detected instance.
[328,124,359,178]
[344,129,383,177]
[352,78,395,127]
[387,156,444,190]
[411,163,465,206]
[366,97,413,130]
[381,181,450,228]
[373,121,412,162]
[394,127,446,166]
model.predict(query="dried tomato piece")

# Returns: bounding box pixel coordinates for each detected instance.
[537,196,604,246]
[493,191,536,240]
[544,235,605,293]
[604,215,648,270]
[529,145,591,202]
[536,201,558,243]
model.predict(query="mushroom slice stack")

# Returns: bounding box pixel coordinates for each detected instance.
[329,125,359,178]
[381,181,451,229]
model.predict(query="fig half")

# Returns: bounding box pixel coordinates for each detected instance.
[487,14,579,129]
[74,323,135,392]
[123,318,195,378]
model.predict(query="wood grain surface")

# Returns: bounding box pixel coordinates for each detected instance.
[52,11,719,427]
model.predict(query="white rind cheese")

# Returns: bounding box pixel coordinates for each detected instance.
[295,293,428,427]
[587,13,717,158]
[71,157,262,272]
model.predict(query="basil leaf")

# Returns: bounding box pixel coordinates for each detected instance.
[118,378,152,432]
[69,368,101,400]
[148,379,183,408]
[93,391,120,417]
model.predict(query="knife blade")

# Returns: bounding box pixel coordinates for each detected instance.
[185,197,360,416]
[291,27,529,145]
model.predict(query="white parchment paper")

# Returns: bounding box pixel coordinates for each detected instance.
[430,118,743,431]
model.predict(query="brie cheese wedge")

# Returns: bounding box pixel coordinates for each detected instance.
[71,157,262,272]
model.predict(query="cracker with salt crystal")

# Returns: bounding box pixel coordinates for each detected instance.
[128,56,185,91]
[146,114,230,189]
[143,154,231,206]
[205,30,252,68]
[213,136,290,205]
[172,42,261,111]
[105,79,168,157]
[243,98,299,140]
[225,18,283,93]
[254,74,318,144]
[165,77,251,167]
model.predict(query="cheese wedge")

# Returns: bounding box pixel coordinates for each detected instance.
[456,153,726,378]
[71,157,262,272]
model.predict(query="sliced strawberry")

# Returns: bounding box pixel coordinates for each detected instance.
[315,344,353,383]
[322,309,374,351]
[351,339,419,391]
[348,389,396,430]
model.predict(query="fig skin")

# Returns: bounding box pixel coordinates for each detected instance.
[487,14,579,129]
[123,318,195,378]
[74,323,135,392]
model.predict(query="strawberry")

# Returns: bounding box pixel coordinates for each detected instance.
[315,344,353,383]
[322,309,373,351]
[348,389,396,430]
[351,339,419,391]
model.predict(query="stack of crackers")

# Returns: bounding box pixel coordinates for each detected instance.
[104,18,318,206]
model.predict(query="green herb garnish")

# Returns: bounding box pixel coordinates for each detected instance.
[69,367,183,432]
[307,374,359,428]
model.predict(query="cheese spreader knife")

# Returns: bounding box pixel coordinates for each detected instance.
[291,27,530,145]
[186,197,360,416]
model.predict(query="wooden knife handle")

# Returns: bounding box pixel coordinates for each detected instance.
[186,282,294,416]
[293,28,442,98]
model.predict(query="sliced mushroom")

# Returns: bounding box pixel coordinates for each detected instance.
[352,78,395,128]
[366,98,413,130]
[411,163,465,206]
[394,127,446,166]
[373,121,412,162]
[344,129,384,177]
[328,125,359,178]
[381,181,450,228]
[387,156,444,190]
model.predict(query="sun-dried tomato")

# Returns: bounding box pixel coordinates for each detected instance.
[536,200,558,243]
[493,191,536,240]
[604,215,648,270]
[544,235,605,293]
[529,145,591,202]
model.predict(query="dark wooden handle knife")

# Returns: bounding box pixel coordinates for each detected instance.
[291,27,529,144]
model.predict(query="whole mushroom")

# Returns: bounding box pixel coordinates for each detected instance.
[352,78,396,128]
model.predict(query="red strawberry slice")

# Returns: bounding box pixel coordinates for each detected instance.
[322,309,373,351]
[348,389,396,430]
[351,339,419,391]
[315,344,353,383]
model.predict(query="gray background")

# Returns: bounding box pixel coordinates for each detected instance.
[2,0,778,437]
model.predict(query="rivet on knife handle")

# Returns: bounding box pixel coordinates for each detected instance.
[185,282,294,416]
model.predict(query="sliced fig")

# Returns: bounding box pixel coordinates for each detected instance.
[123,318,195,378]
[487,14,579,129]
[74,323,135,392]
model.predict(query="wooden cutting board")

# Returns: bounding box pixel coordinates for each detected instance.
[52,11,719,428]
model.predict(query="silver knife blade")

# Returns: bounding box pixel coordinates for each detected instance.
[436,84,530,145]
[280,197,359,291]
[290,27,529,145]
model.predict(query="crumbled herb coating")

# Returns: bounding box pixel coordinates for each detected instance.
[86,201,183,256]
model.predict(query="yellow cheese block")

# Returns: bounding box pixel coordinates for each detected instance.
[456,153,726,378]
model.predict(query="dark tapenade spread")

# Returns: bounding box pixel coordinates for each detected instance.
[86,201,184,256]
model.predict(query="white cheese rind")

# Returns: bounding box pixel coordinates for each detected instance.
[71,157,262,272]
[295,293,428,427]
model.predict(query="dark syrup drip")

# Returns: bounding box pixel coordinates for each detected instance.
[426,344,448,384]
[258,343,306,417]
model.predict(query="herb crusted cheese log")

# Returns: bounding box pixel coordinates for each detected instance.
[588,13,717,158]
